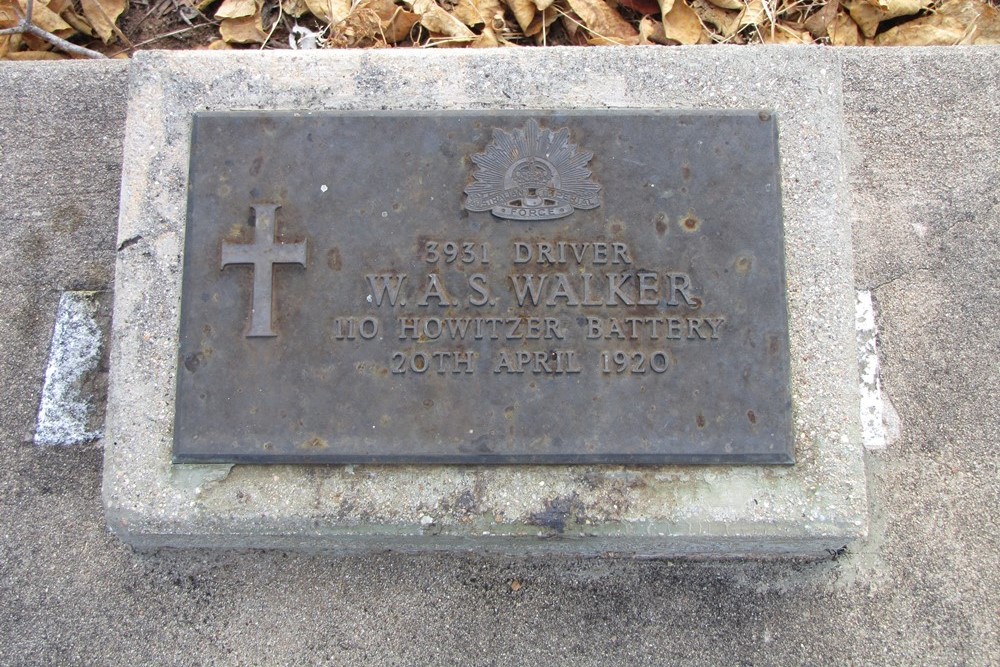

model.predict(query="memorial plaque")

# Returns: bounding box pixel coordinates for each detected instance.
[173,111,792,465]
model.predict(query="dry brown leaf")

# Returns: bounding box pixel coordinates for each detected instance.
[207,38,234,48]
[533,0,556,9]
[281,0,310,16]
[802,0,839,36]
[5,49,67,58]
[936,0,1000,42]
[0,0,16,23]
[517,2,548,35]
[704,0,742,9]
[409,0,476,40]
[522,3,558,35]
[691,0,740,36]
[45,0,72,14]
[638,14,669,40]
[661,0,702,43]
[658,0,675,14]
[215,0,257,18]
[1,0,19,48]
[506,0,537,32]
[565,0,638,42]
[356,0,419,42]
[60,9,97,37]
[475,0,504,25]
[385,7,420,41]
[761,22,812,41]
[875,15,963,42]
[80,0,127,43]
[219,13,267,42]
[449,0,487,25]
[845,0,931,37]
[329,4,384,46]
[304,0,352,24]
[827,9,861,43]
[739,0,766,26]
[16,0,73,33]
[874,0,999,44]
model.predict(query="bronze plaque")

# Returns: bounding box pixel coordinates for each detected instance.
[174,111,792,464]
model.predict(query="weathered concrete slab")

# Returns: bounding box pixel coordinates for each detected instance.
[103,47,866,556]
[1,47,999,665]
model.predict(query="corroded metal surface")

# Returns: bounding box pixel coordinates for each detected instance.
[174,111,792,464]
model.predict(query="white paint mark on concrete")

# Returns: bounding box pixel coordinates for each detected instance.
[857,290,890,450]
[34,291,105,446]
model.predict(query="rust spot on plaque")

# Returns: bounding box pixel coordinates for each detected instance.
[747,410,757,424]
[681,212,700,232]
[654,214,668,235]
[327,247,343,271]
[184,352,202,372]
[301,437,327,450]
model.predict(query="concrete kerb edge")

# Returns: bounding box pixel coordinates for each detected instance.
[103,46,868,557]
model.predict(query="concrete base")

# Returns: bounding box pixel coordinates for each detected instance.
[103,47,867,556]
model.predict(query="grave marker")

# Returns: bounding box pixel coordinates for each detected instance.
[174,111,792,464]
[104,50,867,556]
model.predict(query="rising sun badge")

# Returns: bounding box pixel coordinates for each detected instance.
[464,119,602,221]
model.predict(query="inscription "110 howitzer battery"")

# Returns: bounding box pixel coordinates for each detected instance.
[174,111,792,465]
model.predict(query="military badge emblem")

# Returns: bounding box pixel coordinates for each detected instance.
[464,119,602,221]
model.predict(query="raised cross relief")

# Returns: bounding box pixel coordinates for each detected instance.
[221,203,307,338]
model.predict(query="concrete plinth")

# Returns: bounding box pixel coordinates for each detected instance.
[103,47,867,556]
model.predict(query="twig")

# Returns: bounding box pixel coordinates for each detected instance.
[260,0,284,50]
[110,22,213,54]
[0,0,107,58]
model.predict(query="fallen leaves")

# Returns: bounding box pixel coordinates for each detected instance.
[846,0,932,37]
[218,12,267,42]
[80,0,127,43]
[828,9,861,44]
[1,0,1000,57]
[877,0,1000,43]
[409,0,477,43]
[660,0,702,44]
[565,0,638,43]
